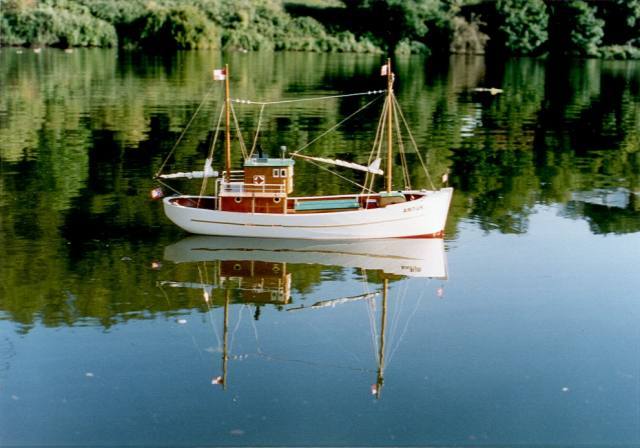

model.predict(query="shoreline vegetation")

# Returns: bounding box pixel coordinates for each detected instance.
[0,0,639,59]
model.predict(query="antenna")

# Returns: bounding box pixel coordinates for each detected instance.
[280,145,287,159]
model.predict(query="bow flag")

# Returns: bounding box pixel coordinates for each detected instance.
[213,68,226,81]
[380,64,389,76]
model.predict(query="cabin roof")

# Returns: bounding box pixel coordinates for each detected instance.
[244,158,295,168]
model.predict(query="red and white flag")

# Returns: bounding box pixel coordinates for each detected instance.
[380,64,389,76]
[213,68,226,81]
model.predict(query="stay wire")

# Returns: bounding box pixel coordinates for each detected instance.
[232,89,385,106]
[393,96,436,189]
[292,94,384,156]
[154,82,217,178]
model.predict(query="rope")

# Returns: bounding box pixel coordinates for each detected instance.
[156,178,183,196]
[292,94,384,156]
[232,90,385,106]
[154,83,217,178]
[392,99,412,190]
[362,98,389,194]
[304,158,375,193]
[393,96,436,189]
[248,103,266,158]
[230,102,248,159]
[198,104,225,201]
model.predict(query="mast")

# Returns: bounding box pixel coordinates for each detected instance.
[221,287,230,390]
[224,63,231,183]
[386,58,393,193]
[376,277,389,399]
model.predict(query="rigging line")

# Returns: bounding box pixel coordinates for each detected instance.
[248,103,266,159]
[197,263,221,347]
[250,311,264,355]
[367,293,379,361]
[232,89,385,106]
[392,99,412,190]
[230,102,248,159]
[387,279,408,349]
[304,158,375,193]
[229,304,246,355]
[198,104,225,200]
[387,288,425,366]
[253,351,373,373]
[362,98,389,194]
[291,94,384,156]
[155,82,217,178]
[156,178,183,196]
[393,96,436,189]
[367,96,389,193]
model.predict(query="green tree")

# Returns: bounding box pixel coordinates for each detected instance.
[496,0,548,54]
[547,0,604,57]
[134,4,219,50]
[343,0,435,53]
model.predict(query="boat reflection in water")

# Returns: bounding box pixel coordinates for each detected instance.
[160,236,447,398]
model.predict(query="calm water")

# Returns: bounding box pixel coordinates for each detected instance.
[1,49,639,447]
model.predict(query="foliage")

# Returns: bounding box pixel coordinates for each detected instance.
[0,0,639,58]
[0,0,117,47]
[132,4,219,50]
[547,0,604,57]
[449,15,489,54]
[598,44,640,60]
[496,0,548,55]
[342,0,436,53]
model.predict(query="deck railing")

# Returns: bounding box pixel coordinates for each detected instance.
[218,180,286,197]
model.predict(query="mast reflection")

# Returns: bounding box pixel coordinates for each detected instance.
[160,236,448,398]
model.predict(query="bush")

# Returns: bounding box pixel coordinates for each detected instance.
[598,44,640,60]
[133,4,219,50]
[0,2,117,47]
[548,0,604,57]
[496,0,548,55]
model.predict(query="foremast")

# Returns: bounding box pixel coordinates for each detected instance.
[224,63,232,184]
[385,58,394,193]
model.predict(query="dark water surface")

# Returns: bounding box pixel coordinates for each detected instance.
[1,49,639,446]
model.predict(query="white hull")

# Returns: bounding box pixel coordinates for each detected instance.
[163,188,453,240]
[164,236,447,278]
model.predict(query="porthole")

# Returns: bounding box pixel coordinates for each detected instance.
[273,197,281,203]
[272,169,280,178]
[233,263,242,271]
[280,169,287,177]
[234,197,242,203]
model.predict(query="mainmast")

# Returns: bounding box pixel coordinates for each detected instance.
[221,288,230,390]
[375,277,389,399]
[224,63,232,183]
[386,58,393,193]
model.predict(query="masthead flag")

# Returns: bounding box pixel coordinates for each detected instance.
[213,68,226,81]
[380,64,389,76]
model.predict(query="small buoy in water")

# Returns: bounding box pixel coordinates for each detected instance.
[16,49,23,54]
[562,387,570,392]
[436,287,444,298]
[64,48,73,53]
[33,48,41,54]
[177,319,187,325]
[85,372,94,377]
[151,260,162,270]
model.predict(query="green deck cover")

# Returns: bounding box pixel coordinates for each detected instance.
[294,198,360,211]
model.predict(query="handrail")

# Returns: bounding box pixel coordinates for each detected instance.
[219,180,286,195]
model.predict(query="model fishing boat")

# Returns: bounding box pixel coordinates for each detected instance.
[155,60,452,239]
